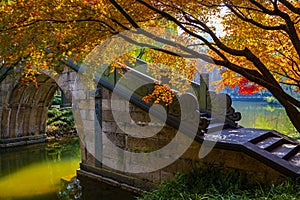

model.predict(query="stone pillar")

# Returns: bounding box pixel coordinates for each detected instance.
[16,106,25,137]
[9,105,18,138]
[28,107,38,135]
[22,105,31,136]
[35,105,45,134]
[1,106,10,139]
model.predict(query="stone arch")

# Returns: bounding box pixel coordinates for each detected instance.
[0,64,93,151]
[0,74,58,138]
[0,66,79,142]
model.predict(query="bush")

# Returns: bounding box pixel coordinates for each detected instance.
[138,168,300,200]
[47,105,76,136]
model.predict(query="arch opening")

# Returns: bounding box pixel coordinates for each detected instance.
[0,70,75,147]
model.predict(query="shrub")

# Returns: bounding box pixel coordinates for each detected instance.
[139,168,300,200]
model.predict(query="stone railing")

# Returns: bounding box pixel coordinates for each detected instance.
[95,58,241,133]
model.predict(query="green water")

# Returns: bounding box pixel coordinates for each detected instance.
[232,101,299,138]
[0,137,81,200]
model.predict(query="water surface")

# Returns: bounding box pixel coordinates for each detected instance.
[232,101,298,138]
[0,137,80,200]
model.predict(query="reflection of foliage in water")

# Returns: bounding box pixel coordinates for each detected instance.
[0,137,81,199]
[51,137,82,199]
[265,105,276,112]
[58,177,82,200]
[233,102,298,138]
[265,96,279,105]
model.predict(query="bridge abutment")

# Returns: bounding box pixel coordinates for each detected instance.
[77,87,288,194]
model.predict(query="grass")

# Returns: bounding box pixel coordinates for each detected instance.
[138,168,300,200]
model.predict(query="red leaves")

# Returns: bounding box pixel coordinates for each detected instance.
[236,77,259,95]
[238,85,259,95]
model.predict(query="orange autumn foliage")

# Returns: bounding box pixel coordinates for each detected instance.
[1,0,300,132]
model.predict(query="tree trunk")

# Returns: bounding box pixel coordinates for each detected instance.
[270,89,300,134]
[284,104,300,134]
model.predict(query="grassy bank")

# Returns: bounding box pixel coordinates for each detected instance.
[138,168,300,200]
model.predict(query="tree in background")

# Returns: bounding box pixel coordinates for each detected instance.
[1,0,299,132]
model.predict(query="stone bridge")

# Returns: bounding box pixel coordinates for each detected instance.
[0,59,300,195]
[0,66,76,146]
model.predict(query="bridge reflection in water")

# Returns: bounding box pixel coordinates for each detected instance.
[0,137,137,200]
[0,137,79,199]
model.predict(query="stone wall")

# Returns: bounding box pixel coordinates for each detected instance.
[79,87,285,190]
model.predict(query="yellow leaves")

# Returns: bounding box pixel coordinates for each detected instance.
[215,0,300,91]
[142,84,175,106]
[144,48,197,94]
[3,0,298,98]
[19,64,41,87]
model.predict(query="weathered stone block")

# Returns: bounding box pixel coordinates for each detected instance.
[102,121,118,133]
[126,136,159,152]
[102,110,114,121]
[162,158,194,174]
[80,109,95,121]
[103,132,126,149]
[102,88,111,99]
[1,107,10,138]
[110,111,132,123]
[156,126,177,141]
[72,90,87,100]
[136,171,161,182]
[160,170,174,182]
[130,112,150,123]
[121,123,161,138]
[110,100,129,112]
[102,99,111,111]
[180,141,201,160]
[86,152,96,166]
[77,100,95,110]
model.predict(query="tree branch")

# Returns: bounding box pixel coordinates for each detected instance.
[249,0,276,14]
[225,3,286,31]
[278,11,300,57]
[109,0,140,29]
[0,18,116,32]
[278,0,300,15]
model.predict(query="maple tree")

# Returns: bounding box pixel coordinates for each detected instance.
[1,0,300,133]
[106,0,300,133]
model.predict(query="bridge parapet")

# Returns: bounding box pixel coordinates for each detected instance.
[71,58,298,192]
[95,59,241,134]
